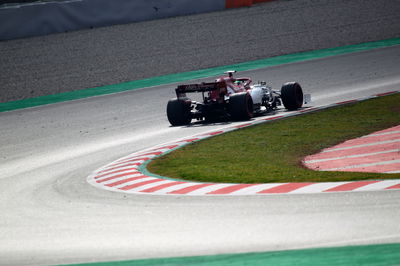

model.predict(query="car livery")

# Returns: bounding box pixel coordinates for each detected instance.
[167,71,309,126]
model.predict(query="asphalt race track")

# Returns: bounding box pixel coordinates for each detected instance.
[1,44,400,265]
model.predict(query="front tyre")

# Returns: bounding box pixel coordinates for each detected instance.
[167,98,192,126]
[229,92,254,121]
[281,82,303,110]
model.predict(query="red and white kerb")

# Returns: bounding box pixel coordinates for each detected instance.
[87,91,400,196]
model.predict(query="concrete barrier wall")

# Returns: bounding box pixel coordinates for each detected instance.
[0,0,226,40]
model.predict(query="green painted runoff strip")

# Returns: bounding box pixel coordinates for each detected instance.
[63,243,400,266]
[2,37,400,113]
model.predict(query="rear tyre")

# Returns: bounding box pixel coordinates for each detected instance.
[229,92,254,121]
[166,98,192,126]
[281,82,303,110]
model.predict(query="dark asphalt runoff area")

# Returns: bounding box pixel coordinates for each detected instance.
[0,0,400,103]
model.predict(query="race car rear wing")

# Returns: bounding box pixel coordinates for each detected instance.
[175,81,225,99]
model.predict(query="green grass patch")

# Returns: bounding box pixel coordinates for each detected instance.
[148,93,400,183]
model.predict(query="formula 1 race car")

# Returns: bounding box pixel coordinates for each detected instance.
[167,71,309,126]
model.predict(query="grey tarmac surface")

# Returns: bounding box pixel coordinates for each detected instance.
[0,45,400,265]
[1,0,400,103]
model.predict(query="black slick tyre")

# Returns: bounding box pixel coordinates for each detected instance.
[281,82,303,110]
[166,98,192,126]
[229,92,254,121]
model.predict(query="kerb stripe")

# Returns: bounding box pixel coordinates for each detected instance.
[95,167,139,179]
[105,175,148,187]
[120,179,162,191]
[387,183,400,190]
[140,181,185,193]
[324,180,379,192]
[207,184,259,194]
[258,183,314,194]
[169,183,214,194]
[98,162,142,174]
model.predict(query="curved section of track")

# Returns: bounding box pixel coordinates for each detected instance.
[87,92,400,196]
[1,46,400,266]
